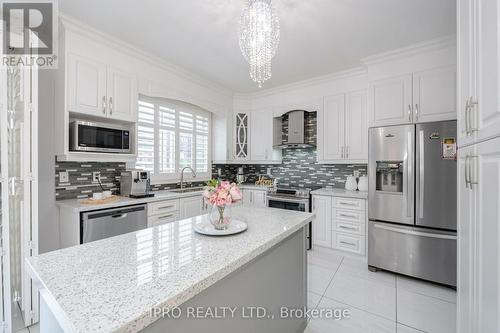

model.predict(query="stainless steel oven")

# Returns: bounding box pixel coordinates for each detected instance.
[266,187,312,249]
[69,120,131,153]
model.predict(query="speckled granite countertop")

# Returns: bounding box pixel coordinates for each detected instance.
[56,190,204,213]
[27,206,314,333]
[311,187,368,199]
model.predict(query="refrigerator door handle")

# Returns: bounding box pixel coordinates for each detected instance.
[418,130,424,219]
[373,223,457,240]
[405,130,412,218]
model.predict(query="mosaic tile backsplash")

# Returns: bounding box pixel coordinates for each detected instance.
[213,148,367,189]
[55,161,205,200]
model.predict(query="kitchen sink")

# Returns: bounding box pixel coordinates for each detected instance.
[167,187,205,194]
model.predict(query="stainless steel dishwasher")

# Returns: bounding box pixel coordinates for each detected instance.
[81,204,147,243]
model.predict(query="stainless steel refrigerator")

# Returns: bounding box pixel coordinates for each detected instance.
[368,120,457,287]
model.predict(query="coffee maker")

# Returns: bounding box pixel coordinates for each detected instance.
[236,167,246,183]
[120,170,154,198]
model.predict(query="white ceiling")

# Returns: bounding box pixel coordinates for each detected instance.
[59,0,456,93]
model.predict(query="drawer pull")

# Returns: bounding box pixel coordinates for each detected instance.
[339,225,357,231]
[157,205,175,210]
[340,241,357,247]
[157,214,175,219]
[339,213,358,219]
[339,201,357,206]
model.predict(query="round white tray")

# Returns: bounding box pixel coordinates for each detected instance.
[193,219,248,236]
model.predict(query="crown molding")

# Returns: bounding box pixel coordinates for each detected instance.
[361,35,456,66]
[239,66,367,99]
[58,14,234,99]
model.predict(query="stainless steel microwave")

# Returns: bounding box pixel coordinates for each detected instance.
[69,120,131,153]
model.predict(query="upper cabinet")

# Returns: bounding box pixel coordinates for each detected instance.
[458,0,500,147]
[369,74,413,126]
[369,67,456,127]
[67,53,107,117]
[234,112,250,160]
[319,90,368,164]
[66,53,137,122]
[213,109,281,164]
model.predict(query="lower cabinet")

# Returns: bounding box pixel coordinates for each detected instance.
[179,195,207,219]
[312,194,367,255]
[147,199,180,227]
[147,194,208,227]
[241,188,267,208]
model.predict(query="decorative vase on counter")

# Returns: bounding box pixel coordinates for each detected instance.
[210,204,232,230]
[358,176,368,191]
[203,179,242,230]
[345,176,358,191]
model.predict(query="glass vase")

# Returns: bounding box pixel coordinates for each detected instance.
[209,204,232,230]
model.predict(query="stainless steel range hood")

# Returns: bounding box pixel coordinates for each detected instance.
[274,110,316,149]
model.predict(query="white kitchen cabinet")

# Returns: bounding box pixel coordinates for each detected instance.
[67,53,107,117]
[369,68,456,127]
[149,211,180,227]
[412,66,456,123]
[234,112,250,160]
[241,188,267,208]
[106,66,137,122]
[311,195,332,248]
[66,54,137,122]
[179,195,204,219]
[250,110,281,162]
[458,137,500,333]
[252,190,267,208]
[321,94,345,161]
[319,90,368,163]
[344,90,368,161]
[458,0,500,147]
[369,74,413,127]
[147,198,180,227]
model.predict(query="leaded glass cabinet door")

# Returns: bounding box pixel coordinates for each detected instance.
[234,112,249,160]
[3,59,38,331]
[1,66,8,332]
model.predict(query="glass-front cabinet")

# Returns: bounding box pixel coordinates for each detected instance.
[234,112,250,160]
[1,61,38,331]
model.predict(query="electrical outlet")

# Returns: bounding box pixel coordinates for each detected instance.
[353,170,360,178]
[92,171,101,183]
[267,167,272,176]
[59,171,69,183]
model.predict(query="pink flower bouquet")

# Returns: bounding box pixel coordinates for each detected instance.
[203,180,242,230]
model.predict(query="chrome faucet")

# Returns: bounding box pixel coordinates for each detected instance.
[180,166,197,189]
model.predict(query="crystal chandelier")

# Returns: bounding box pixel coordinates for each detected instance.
[238,0,280,88]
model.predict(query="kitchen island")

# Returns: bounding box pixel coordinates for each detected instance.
[27,206,313,333]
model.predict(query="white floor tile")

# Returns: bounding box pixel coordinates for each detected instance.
[397,289,456,333]
[340,256,396,285]
[308,249,343,271]
[396,323,425,332]
[308,263,336,295]
[324,270,396,320]
[308,291,322,310]
[397,275,456,303]
[305,297,396,333]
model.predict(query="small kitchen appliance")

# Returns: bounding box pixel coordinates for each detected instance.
[120,170,154,198]
[236,167,246,183]
[69,120,131,153]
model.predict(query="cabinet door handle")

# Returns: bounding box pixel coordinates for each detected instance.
[341,146,345,159]
[468,97,478,133]
[102,96,107,114]
[109,97,113,115]
[469,155,479,187]
[465,155,470,189]
[414,104,419,121]
[408,104,412,122]
[465,99,470,135]
[346,146,349,159]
